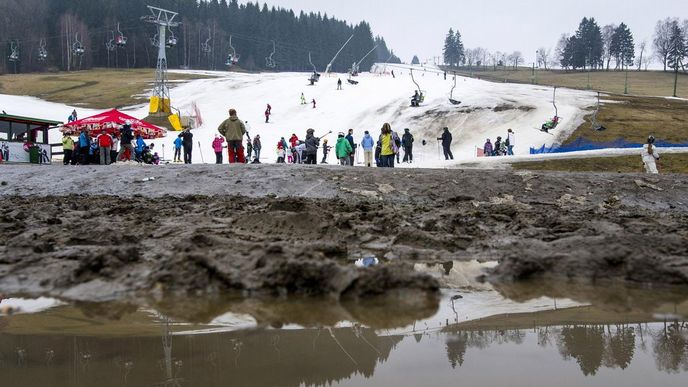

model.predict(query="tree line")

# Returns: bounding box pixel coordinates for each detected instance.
[0,0,400,75]
[442,17,688,73]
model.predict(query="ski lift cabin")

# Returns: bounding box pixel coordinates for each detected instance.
[0,113,61,164]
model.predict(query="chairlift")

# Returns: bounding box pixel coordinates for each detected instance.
[265,40,276,69]
[225,35,239,67]
[8,41,20,62]
[72,33,85,56]
[201,29,212,54]
[151,33,160,48]
[38,39,48,61]
[166,27,177,48]
[308,52,320,85]
[106,31,116,52]
[449,74,461,105]
[540,87,562,132]
[115,23,127,47]
[409,69,425,107]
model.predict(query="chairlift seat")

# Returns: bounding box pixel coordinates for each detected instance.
[449,99,461,105]
[347,79,359,85]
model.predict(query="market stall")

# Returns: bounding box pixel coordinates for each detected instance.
[61,109,166,139]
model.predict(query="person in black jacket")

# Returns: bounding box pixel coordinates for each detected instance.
[438,127,454,160]
[301,128,320,165]
[402,128,414,163]
[116,123,134,162]
[179,128,194,164]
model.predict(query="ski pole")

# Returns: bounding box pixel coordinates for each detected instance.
[198,141,205,164]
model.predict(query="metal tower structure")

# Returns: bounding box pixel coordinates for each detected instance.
[142,5,179,114]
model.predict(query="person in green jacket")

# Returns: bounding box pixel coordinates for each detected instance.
[217,108,247,163]
[335,132,353,166]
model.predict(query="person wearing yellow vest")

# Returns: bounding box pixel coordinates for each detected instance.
[378,123,399,168]
[62,133,75,165]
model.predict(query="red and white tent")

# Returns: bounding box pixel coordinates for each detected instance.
[61,109,165,139]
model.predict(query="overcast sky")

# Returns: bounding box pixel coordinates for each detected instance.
[242,0,686,64]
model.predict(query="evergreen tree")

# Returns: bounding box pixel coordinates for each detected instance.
[667,21,686,71]
[443,29,456,66]
[454,30,465,65]
[610,23,635,69]
[411,55,420,65]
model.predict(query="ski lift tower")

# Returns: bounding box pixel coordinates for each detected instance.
[142,5,179,115]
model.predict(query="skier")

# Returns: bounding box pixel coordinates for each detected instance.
[346,129,356,166]
[312,99,317,109]
[173,136,183,162]
[337,78,343,90]
[252,135,262,163]
[321,139,331,164]
[361,131,375,167]
[493,136,503,156]
[302,128,320,165]
[439,127,454,160]
[483,139,493,157]
[178,128,194,164]
[507,129,516,156]
[335,132,353,166]
[402,128,414,163]
[641,135,661,174]
[212,135,225,164]
[300,93,307,105]
[217,108,247,164]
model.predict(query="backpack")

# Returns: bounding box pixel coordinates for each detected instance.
[393,132,401,148]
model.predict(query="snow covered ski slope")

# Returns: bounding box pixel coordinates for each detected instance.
[0,64,596,167]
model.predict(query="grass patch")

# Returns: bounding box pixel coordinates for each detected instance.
[513,153,688,174]
[450,67,688,98]
[0,68,211,109]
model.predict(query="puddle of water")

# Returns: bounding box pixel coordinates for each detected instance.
[1,261,687,386]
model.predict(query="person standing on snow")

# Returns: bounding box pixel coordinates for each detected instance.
[483,139,493,157]
[78,129,91,164]
[312,99,317,109]
[212,135,225,164]
[178,128,194,164]
[439,127,454,160]
[289,133,299,149]
[135,134,146,161]
[252,135,262,163]
[276,141,286,163]
[321,139,331,164]
[641,135,661,174]
[336,132,353,166]
[346,129,356,166]
[246,137,253,163]
[493,136,503,156]
[117,123,134,162]
[402,128,414,163]
[217,108,247,164]
[300,93,307,105]
[265,108,271,123]
[173,136,183,162]
[507,129,516,156]
[361,131,375,167]
[97,131,113,165]
[379,123,398,168]
[302,128,320,165]
[337,78,343,90]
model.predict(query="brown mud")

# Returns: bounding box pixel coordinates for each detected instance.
[0,164,687,303]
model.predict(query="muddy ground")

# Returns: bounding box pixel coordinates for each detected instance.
[0,164,687,303]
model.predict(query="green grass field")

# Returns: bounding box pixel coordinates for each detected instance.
[0,68,210,109]
[450,67,688,98]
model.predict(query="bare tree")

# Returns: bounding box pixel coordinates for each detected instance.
[653,18,675,71]
[508,51,523,70]
[636,40,647,71]
[602,24,617,70]
[554,34,570,70]
[465,48,476,70]
[491,51,503,70]
[537,47,551,70]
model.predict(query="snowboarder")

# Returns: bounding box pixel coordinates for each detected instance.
[337,78,343,90]
[335,132,353,166]
[641,135,661,174]
[173,136,183,162]
[300,93,307,105]
[217,108,247,164]
[252,135,262,163]
[439,127,454,160]
[507,129,516,155]
[321,139,331,164]
[212,135,225,164]
[361,131,375,167]
[402,128,414,163]
[312,99,317,109]
[483,139,493,157]
[346,129,356,166]
[178,128,194,164]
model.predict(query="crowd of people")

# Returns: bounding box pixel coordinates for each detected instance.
[483,129,516,157]
[61,122,160,166]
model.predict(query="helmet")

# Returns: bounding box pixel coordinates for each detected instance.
[648,135,656,144]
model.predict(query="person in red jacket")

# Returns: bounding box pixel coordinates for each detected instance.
[97,132,113,165]
[289,133,299,149]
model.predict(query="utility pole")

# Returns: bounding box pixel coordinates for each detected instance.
[142,5,179,115]
[624,64,629,94]
[674,64,679,97]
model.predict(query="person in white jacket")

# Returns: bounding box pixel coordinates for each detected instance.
[641,135,660,174]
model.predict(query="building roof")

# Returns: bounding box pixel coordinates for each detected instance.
[0,113,62,126]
